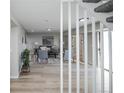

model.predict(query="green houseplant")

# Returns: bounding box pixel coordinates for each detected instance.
[22,49,30,73]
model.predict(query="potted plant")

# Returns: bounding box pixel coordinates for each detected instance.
[21,49,30,73]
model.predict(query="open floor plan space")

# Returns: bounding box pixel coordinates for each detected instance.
[10,0,113,93]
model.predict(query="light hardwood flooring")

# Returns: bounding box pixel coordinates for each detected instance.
[10,60,109,93]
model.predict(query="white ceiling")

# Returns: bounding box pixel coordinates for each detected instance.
[11,0,59,32]
[11,0,79,32]
[11,0,112,32]
[10,0,97,32]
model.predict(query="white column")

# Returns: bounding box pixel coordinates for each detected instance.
[60,1,63,93]
[108,31,113,93]
[76,3,80,93]
[92,17,96,93]
[84,10,88,93]
[68,1,72,93]
[100,23,104,93]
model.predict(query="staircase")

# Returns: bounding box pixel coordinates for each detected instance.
[79,0,113,30]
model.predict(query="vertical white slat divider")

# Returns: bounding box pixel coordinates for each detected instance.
[97,32,101,68]
[108,31,113,93]
[92,17,96,93]
[76,3,80,93]
[84,10,88,93]
[68,1,72,93]
[60,1,63,93]
[100,23,104,93]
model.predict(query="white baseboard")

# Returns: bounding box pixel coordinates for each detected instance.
[10,75,19,79]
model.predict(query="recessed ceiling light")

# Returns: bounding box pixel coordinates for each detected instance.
[34,42,38,45]
[79,18,89,22]
[48,28,51,31]
[79,19,85,22]
[102,0,108,3]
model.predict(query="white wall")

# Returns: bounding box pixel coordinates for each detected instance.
[27,32,60,50]
[10,26,26,79]
[17,27,27,73]
[10,27,19,78]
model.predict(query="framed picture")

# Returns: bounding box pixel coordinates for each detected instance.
[42,36,54,46]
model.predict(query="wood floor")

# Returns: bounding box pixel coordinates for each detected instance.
[10,61,109,93]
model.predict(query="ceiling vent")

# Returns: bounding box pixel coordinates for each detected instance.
[94,0,113,12]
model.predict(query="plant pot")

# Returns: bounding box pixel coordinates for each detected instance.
[21,65,30,73]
